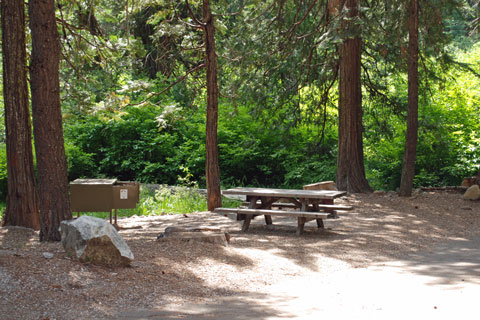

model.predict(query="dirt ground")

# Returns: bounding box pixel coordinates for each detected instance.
[1,190,479,319]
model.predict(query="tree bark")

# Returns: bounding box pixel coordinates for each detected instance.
[336,0,372,193]
[203,0,222,211]
[399,0,419,197]
[1,0,40,230]
[29,0,72,241]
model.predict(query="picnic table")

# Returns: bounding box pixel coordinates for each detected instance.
[215,187,351,235]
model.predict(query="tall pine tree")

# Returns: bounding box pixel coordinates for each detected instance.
[399,0,419,196]
[30,0,72,241]
[335,0,372,193]
[1,0,40,230]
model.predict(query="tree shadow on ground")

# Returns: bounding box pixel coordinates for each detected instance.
[393,236,480,286]
[106,192,480,319]
[113,292,295,320]
[208,192,480,280]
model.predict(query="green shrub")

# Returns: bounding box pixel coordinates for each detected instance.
[0,202,5,221]
[153,186,207,214]
[63,105,192,184]
[65,142,97,181]
[63,101,340,189]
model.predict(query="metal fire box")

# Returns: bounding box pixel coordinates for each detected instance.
[69,178,140,225]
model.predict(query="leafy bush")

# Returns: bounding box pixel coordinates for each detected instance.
[64,104,192,184]
[65,142,97,181]
[217,104,338,188]
[63,101,340,189]
[365,132,404,191]
[364,46,480,190]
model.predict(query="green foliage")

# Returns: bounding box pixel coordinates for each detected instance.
[64,142,97,181]
[137,186,242,215]
[0,2,472,198]
[364,44,480,190]
[64,99,339,189]
[64,103,197,184]
[0,201,5,221]
[62,40,480,192]
[365,133,405,191]
[217,103,338,188]
[0,0,478,212]
[83,185,242,218]
[152,186,207,214]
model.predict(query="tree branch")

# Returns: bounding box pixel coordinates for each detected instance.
[185,0,205,28]
[130,63,206,106]
[361,62,403,112]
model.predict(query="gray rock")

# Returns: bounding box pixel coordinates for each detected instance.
[463,184,480,201]
[60,216,134,267]
[42,252,54,259]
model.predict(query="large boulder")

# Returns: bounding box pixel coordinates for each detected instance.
[60,216,134,267]
[463,184,480,201]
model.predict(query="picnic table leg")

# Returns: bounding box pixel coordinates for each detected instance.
[248,196,259,209]
[242,214,253,232]
[238,196,259,221]
[310,203,325,229]
[262,197,273,227]
[264,215,273,228]
[300,200,308,211]
[322,199,338,219]
[316,218,325,229]
[297,217,306,236]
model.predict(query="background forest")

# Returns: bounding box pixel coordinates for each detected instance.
[1,0,479,201]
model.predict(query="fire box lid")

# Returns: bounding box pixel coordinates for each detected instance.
[70,178,117,185]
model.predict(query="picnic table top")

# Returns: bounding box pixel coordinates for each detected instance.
[222,187,346,200]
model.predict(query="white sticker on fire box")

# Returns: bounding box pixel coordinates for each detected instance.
[120,189,128,199]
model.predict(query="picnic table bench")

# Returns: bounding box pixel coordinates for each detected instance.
[215,187,352,235]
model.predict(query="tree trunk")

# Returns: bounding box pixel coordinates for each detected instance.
[399,0,419,197]
[29,0,72,241]
[1,0,40,230]
[336,0,372,193]
[203,0,222,211]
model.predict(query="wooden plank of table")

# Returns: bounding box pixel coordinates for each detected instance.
[214,208,330,235]
[236,208,329,218]
[223,187,346,199]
